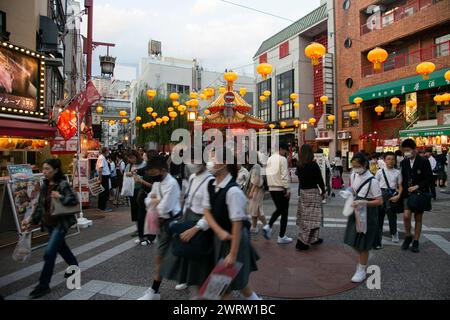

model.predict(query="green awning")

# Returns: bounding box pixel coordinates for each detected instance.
[399,125,450,138]
[349,69,450,103]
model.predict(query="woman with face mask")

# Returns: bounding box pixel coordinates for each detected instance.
[203,150,261,300]
[344,153,383,283]
[160,155,214,297]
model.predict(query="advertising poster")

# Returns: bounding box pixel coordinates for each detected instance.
[0,46,39,112]
[73,159,89,187]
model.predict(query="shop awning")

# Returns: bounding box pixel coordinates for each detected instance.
[349,69,450,103]
[0,118,56,137]
[399,125,450,138]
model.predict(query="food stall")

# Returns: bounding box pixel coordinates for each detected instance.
[399,125,450,152]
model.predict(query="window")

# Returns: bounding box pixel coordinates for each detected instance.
[45,66,64,113]
[344,38,352,48]
[0,11,6,34]
[257,79,271,122]
[259,53,267,64]
[167,84,190,95]
[435,34,450,57]
[343,0,351,10]
[382,13,394,27]
[342,109,359,128]
[345,78,354,88]
[277,70,294,120]
[279,41,289,59]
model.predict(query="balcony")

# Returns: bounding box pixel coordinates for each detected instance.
[361,0,438,35]
[362,39,450,78]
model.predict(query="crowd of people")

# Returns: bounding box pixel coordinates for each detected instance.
[20,138,447,299]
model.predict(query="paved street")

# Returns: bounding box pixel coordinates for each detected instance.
[1,177,449,300]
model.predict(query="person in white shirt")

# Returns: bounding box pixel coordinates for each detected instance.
[160,159,214,296]
[344,153,383,283]
[236,164,249,189]
[374,152,403,246]
[263,142,292,244]
[139,156,181,300]
[425,148,437,200]
[96,147,112,212]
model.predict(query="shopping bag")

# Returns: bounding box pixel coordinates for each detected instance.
[120,176,135,197]
[144,207,160,236]
[198,259,243,300]
[340,189,354,217]
[12,232,32,263]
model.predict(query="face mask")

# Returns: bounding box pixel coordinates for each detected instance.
[404,152,412,158]
[187,164,203,174]
[149,174,163,183]
[353,168,365,175]
[206,162,214,171]
[209,165,226,176]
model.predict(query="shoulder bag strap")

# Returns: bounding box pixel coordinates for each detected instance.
[382,169,391,190]
[185,175,212,210]
[355,177,374,197]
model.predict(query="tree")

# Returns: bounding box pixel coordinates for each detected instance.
[134,88,188,146]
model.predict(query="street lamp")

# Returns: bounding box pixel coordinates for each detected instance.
[187,110,197,122]
[300,121,308,145]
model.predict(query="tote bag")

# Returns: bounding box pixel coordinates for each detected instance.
[121,176,135,197]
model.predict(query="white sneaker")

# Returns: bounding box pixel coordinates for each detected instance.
[134,239,141,244]
[140,240,149,246]
[322,199,327,204]
[175,283,188,291]
[392,232,399,243]
[250,227,259,234]
[138,288,160,300]
[351,264,367,283]
[277,236,293,244]
[262,225,272,240]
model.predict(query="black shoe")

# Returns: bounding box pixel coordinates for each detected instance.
[29,286,50,299]
[311,238,323,245]
[295,240,310,251]
[411,240,420,253]
[401,236,413,250]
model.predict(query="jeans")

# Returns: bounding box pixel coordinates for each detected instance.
[98,175,110,210]
[39,226,78,288]
[268,191,290,238]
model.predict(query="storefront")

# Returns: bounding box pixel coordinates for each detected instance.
[399,125,450,152]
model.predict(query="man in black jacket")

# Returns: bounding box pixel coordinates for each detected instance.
[400,139,433,253]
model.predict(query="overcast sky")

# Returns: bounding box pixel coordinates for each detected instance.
[81,0,322,81]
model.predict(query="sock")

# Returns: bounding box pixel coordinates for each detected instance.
[358,264,367,272]
[151,280,161,293]
[244,292,260,300]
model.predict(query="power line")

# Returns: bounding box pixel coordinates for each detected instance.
[218,0,295,22]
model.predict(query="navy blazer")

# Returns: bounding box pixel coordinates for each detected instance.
[400,155,433,198]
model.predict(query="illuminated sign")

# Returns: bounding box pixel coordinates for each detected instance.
[0,41,45,118]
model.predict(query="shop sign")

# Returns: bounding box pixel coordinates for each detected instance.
[51,136,78,154]
[383,138,399,146]
[0,43,44,117]
[400,128,450,137]
[341,140,349,153]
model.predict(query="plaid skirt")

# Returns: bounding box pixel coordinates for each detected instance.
[296,188,323,231]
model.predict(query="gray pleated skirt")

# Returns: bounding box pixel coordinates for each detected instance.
[160,209,214,286]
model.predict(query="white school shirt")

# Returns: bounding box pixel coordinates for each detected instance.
[375,168,402,190]
[202,173,248,222]
[377,159,386,170]
[96,154,110,176]
[351,170,382,199]
[428,156,437,175]
[236,167,249,189]
[149,173,181,219]
[334,157,343,167]
[183,171,214,231]
[109,161,117,177]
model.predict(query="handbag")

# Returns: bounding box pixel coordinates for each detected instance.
[407,192,432,213]
[120,175,135,197]
[51,198,80,216]
[381,169,403,214]
[170,219,213,258]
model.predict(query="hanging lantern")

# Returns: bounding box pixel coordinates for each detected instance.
[309,117,316,125]
[259,95,266,102]
[219,87,226,94]
[121,118,128,124]
[390,97,400,108]
[109,120,115,125]
[200,93,206,100]
[263,90,271,97]
[268,123,275,130]
[169,92,179,101]
[156,118,163,125]
[119,110,127,117]
[190,92,198,99]
[375,105,385,115]
[406,101,416,109]
[173,101,180,107]
[445,70,450,82]
[239,88,247,96]
[304,42,326,66]
[328,114,335,123]
[293,120,300,127]
[151,112,158,119]
[353,97,363,107]
[190,99,199,109]
[204,109,211,115]
[293,103,299,108]
[177,105,187,115]
[308,103,314,110]
[277,100,284,107]
[442,93,450,105]
[169,111,178,120]
[162,116,169,124]
[146,89,156,100]
[168,107,174,112]
[320,95,328,106]
[416,62,436,80]
[256,63,273,80]
[146,107,153,114]
[290,93,298,101]
[150,121,157,127]
[135,116,142,122]
[349,110,358,120]
[204,87,215,98]
[224,71,238,86]
[367,47,388,71]
[142,123,148,129]
[434,95,443,105]
[96,105,103,113]
[280,121,287,129]
[197,116,204,121]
